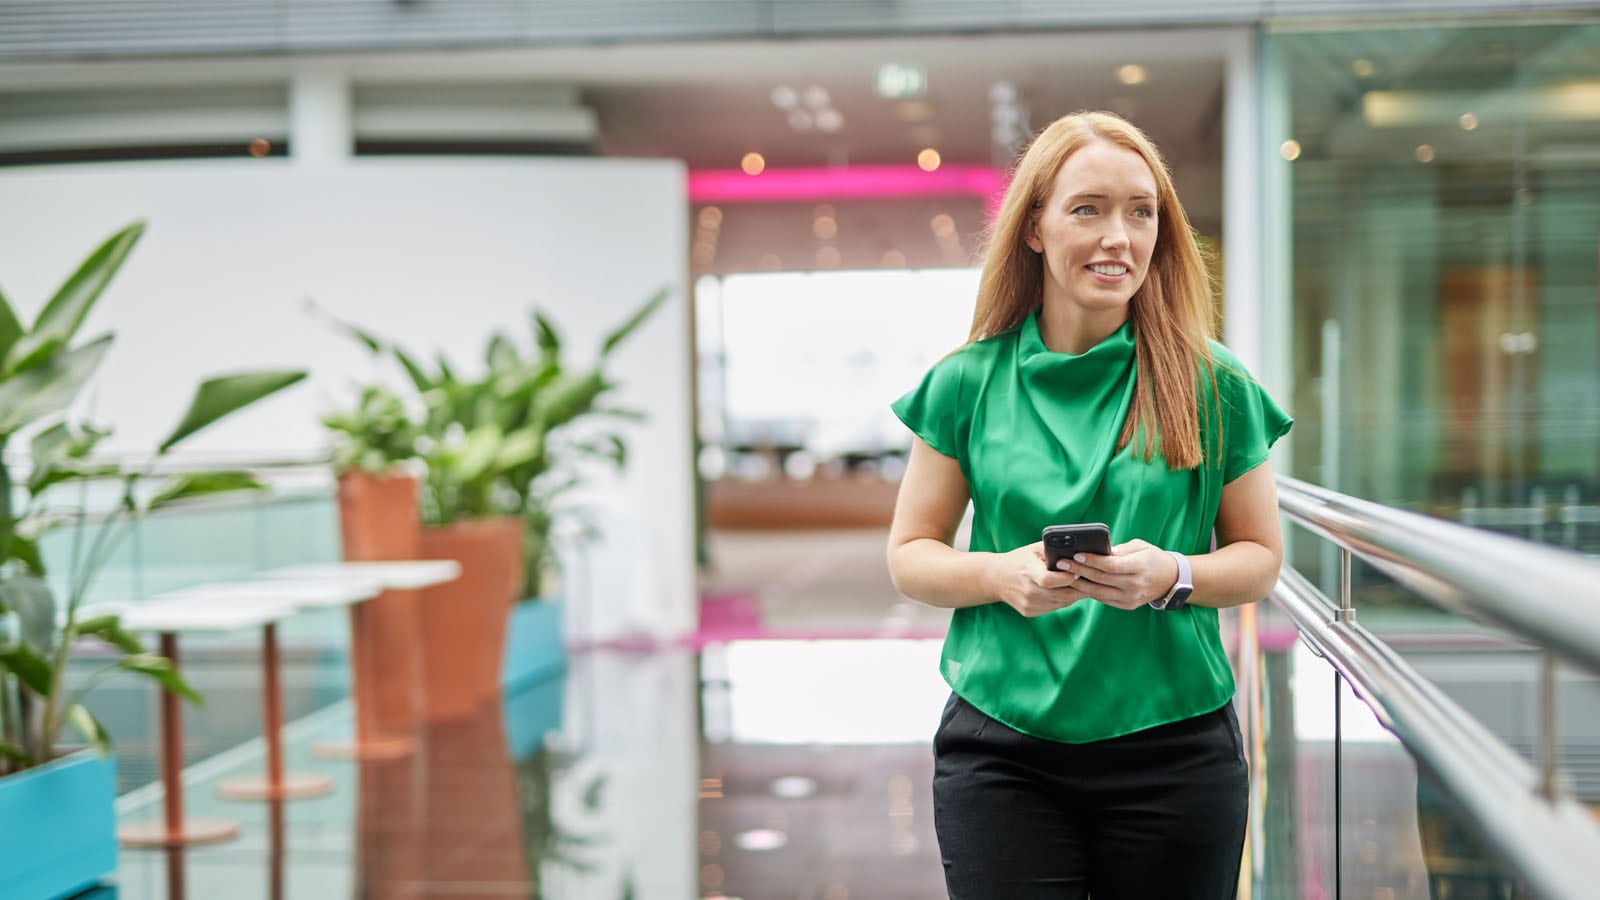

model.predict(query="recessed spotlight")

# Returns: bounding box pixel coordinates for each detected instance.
[1415,144,1436,163]
[771,86,798,109]
[813,203,836,219]
[741,152,766,175]
[248,138,272,157]
[917,148,942,172]
[1116,64,1147,86]
[698,206,724,229]
[816,246,841,268]
[813,217,838,240]
[771,775,818,798]
[788,110,815,131]
[1280,140,1302,161]
[735,828,788,851]
[803,85,832,109]
[1352,58,1375,78]
[1459,112,1479,131]
[930,214,956,237]
[881,249,907,268]
[816,109,844,132]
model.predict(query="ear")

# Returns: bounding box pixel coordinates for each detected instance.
[1024,216,1043,254]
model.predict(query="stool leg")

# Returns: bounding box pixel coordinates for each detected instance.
[217,622,334,801]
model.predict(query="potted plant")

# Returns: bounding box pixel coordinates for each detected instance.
[324,289,667,717]
[0,221,307,899]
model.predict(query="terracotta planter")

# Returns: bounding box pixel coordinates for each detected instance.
[417,517,526,721]
[336,469,424,739]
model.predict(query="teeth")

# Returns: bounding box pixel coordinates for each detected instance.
[1089,264,1128,276]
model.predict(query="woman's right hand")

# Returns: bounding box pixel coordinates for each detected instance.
[989,542,1087,617]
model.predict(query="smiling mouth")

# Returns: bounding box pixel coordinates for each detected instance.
[1088,263,1129,276]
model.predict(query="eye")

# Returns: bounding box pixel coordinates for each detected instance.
[1132,206,1155,220]
[1070,205,1097,217]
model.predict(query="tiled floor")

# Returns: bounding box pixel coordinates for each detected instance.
[101,528,954,900]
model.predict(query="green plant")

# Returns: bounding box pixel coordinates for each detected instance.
[0,221,307,775]
[321,382,423,475]
[324,288,667,596]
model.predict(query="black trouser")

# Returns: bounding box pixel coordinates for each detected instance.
[932,693,1248,900]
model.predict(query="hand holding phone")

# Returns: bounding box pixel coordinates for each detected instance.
[1042,523,1112,571]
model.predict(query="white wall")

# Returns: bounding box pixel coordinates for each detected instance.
[0,157,695,639]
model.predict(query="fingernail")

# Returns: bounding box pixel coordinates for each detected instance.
[1073,554,1086,563]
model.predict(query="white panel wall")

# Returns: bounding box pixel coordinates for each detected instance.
[0,157,694,639]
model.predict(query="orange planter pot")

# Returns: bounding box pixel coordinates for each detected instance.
[336,470,425,742]
[417,517,526,722]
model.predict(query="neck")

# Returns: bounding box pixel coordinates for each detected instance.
[1036,301,1129,355]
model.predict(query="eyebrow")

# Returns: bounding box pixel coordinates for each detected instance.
[1069,192,1154,201]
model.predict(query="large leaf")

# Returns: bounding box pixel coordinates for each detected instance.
[0,576,56,655]
[533,311,562,367]
[0,284,24,366]
[66,705,112,756]
[5,535,45,576]
[145,471,265,512]
[453,425,504,485]
[76,613,146,654]
[6,222,144,371]
[0,335,113,438]
[119,653,202,706]
[493,428,544,474]
[486,332,520,374]
[157,370,307,453]
[0,643,52,694]
[394,346,434,394]
[0,742,34,769]
[599,287,669,360]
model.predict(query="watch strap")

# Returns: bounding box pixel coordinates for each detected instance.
[1152,551,1192,610]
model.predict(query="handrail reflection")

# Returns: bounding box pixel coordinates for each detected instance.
[1270,565,1600,900]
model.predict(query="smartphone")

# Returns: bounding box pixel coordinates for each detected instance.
[1042,523,1112,571]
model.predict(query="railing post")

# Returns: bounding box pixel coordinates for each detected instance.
[1336,547,1356,624]
[1539,650,1560,801]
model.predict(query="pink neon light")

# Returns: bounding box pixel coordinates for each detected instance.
[688,164,1008,204]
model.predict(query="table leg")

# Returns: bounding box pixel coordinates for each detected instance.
[218,623,335,801]
[119,633,239,848]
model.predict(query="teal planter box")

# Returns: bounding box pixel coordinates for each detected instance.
[503,673,565,760]
[0,750,117,899]
[502,597,566,693]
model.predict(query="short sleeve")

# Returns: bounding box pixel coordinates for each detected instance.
[891,353,967,460]
[1212,350,1293,484]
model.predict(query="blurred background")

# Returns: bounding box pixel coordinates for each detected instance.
[1,1,1598,899]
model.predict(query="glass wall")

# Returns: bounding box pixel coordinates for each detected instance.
[1269,19,1600,571]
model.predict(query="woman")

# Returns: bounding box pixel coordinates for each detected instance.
[887,110,1292,899]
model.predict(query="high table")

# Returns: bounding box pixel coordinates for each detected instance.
[262,561,461,760]
[146,577,386,801]
[115,597,300,849]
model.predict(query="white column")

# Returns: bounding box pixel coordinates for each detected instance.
[1222,27,1264,374]
[289,66,351,167]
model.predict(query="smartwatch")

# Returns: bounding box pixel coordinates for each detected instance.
[1150,551,1192,610]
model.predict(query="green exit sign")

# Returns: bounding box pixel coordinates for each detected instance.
[875,63,927,99]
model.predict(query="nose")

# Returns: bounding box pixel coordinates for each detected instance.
[1102,223,1129,253]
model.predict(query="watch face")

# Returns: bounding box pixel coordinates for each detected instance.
[1166,587,1192,610]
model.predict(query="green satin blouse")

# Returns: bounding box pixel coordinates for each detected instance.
[891,312,1292,743]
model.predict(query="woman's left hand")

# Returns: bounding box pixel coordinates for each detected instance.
[1052,539,1179,611]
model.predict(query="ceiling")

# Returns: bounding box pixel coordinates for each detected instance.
[561,30,1230,275]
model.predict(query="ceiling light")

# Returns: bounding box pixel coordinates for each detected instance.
[875,63,927,99]
[930,213,956,237]
[698,206,724,229]
[813,217,838,240]
[1116,64,1147,86]
[772,775,818,798]
[881,249,907,268]
[699,830,722,855]
[816,109,844,132]
[248,138,272,157]
[735,828,788,851]
[1279,140,1302,161]
[1415,144,1436,163]
[788,110,815,131]
[1352,58,1375,78]
[917,148,942,172]
[803,85,832,109]
[771,86,799,109]
[812,203,836,219]
[741,152,766,175]
[816,246,841,268]
[1459,112,1480,130]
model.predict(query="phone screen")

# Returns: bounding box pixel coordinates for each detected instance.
[1042,523,1112,570]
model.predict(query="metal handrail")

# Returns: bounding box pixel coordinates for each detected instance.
[1271,566,1600,900]
[1276,475,1600,681]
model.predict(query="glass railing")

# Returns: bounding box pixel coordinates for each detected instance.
[1236,476,1600,899]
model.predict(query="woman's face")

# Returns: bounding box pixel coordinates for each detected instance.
[1026,139,1160,318]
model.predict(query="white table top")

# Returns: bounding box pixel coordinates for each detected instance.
[154,577,385,609]
[120,596,299,633]
[261,560,461,590]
